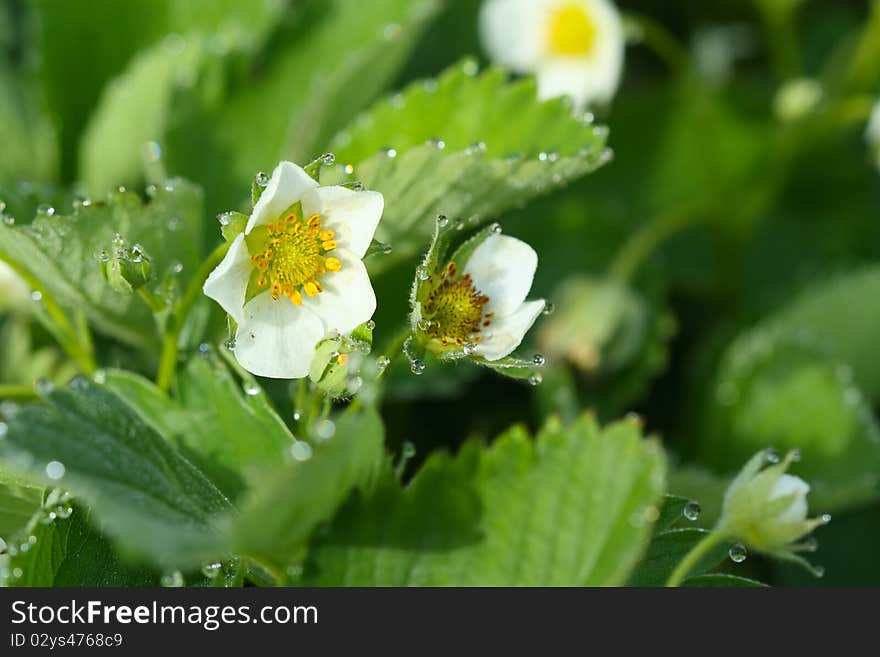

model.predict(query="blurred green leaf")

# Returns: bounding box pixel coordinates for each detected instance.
[0,479,42,540]
[303,415,666,585]
[6,505,157,586]
[0,380,232,568]
[165,0,443,212]
[0,183,204,349]
[104,354,293,501]
[321,61,610,271]
[232,404,385,565]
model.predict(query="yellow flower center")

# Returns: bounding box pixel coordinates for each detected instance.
[246,206,341,306]
[421,262,492,347]
[546,2,597,57]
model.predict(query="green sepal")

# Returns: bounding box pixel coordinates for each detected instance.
[218,211,248,243]
[477,354,544,384]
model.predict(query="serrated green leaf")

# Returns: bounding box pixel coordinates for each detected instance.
[653,494,697,534]
[321,61,610,271]
[627,528,728,587]
[232,404,385,564]
[0,183,204,349]
[683,573,768,588]
[303,414,666,586]
[6,505,156,587]
[0,380,232,568]
[103,354,293,501]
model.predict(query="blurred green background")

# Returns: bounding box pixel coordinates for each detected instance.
[1,0,879,585]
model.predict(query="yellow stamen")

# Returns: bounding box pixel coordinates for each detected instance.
[322,240,337,251]
[546,2,597,57]
[319,229,335,241]
[325,257,342,272]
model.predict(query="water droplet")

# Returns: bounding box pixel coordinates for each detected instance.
[529,372,543,386]
[813,565,825,578]
[128,244,145,262]
[92,370,107,384]
[34,379,53,395]
[466,141,487,155]
[599,147,615,165]
[243,382,260,396]
[382,146,398,158]
[55,505,72,519]
[383,22,402,41]
[579,111,595,125]
[683,501,701,521]
[381,242,393,254]
[201,562,222,578]
[416,265,430,281]
[462,60,479,76]
[217,212,232,226]
[417,318,431,332]
[171,261,183,273]
[166,216,181,232]
[490,222,502,234]
[764,448,781,464]
[532,353,545,367]
[255,172,269,187]
[2,215,14,226]
[820,513,831,524]
[542,301,556,316]
[452,217,464,230]
[463,342,476,356]
[161,571,184,587]
[292,410,303,422]
[0,422,6,438]
[365,319,376,331]
[410,359,425,375]
[592,125,610,140]
[377,355,391,369]
[291,440,313,461]
[436,214,449,228]
[321,152,336,166]
[30,290,42,302]
[12,568,22,579]
[802,537,819,552]
[224,337,237,350]
[790,448,802,462]
[144,141,162,163]
[344,164,355,175]
[428,137,445,149]
[45,460,65,480]
[37,204,55,216]
[198,342,209,354]
[728,543,747,563]
[314,419,336,441]
[96,249,110,262]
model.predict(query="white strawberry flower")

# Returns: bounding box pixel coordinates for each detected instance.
[479,0,625,109]
[416,233,545,361]
[203,161,383,379]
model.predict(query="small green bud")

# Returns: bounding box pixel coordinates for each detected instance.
[99,236,152,294]
[716,449,829,572]
[537,276,647,373]
[309,331,369,399]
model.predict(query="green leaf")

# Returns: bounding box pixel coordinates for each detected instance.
[321,60,611,271]
[303,414,666,585]
[232,404,385,564]
[0,479,43,540]
[164,0,443,212]
[653,494,698,534]
[627,528,728,587]
[103,354,293,501]
[0,183,204,349]
[0,379,232,568]
[699,269,880,512]
[683,573,768,588]
[6,505,157,587]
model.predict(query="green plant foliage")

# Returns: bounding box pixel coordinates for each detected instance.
[6,506,157,587]
[0,183,204,349]
[302,415,666,585]
[321,61,610,269]
[0,380,232,567]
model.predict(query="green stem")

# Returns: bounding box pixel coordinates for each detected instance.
[137,286,167,314]
[0,256,96,374]
[0,384,39,401]
[625,12,690,75]
[156,241,230,392]
[608,205,707,283]
[666,531,726,587]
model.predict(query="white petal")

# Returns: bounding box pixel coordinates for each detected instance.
[301,248,376,334]
[479,0,544,73]
[465,234,537,317]
[771,474,810,524]
[300,186,384,259]
[536,0,625,108]
[476,299,546,361]
[246,161,319,234]
[202,233,252,323]
[866,101,880,145]
[234,291,325,379]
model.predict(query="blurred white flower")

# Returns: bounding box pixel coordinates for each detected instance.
[417,233,545,360]
[479,0,624,109]
[204,161,383,379]
[0,260,29,312]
